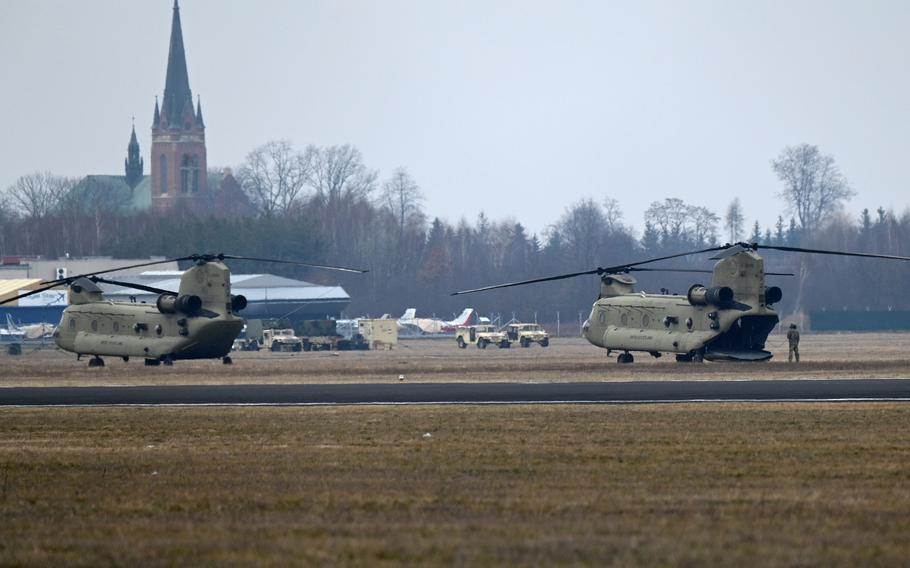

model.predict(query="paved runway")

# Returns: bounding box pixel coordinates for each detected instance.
[2,379,910,406]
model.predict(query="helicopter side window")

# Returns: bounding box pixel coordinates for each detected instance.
[686,317,693,330]
[598,311,606,325]
[113,321,119,333]
[620,313,628,326]
[155,324,163,336]
[642,314,650,328]
[69,318,76,330]
[91,320,98,332]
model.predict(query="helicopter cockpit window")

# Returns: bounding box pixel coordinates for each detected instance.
[598,311,606,325]
[69,318,76,330]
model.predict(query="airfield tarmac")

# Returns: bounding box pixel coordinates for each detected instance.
[2,332,910,387]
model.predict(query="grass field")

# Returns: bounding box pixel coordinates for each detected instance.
[3,332,910,387]
[1,404,909,566]
[2,333,910,565]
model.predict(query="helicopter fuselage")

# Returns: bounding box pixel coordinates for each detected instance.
[582,293,779,361]
[581,249,781,362]
[52,260,244,362]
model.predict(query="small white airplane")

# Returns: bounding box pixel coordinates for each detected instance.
[397,308,476,335]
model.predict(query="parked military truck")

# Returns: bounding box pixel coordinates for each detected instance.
[456,324,511,349]
[297,319,369,351]
[505,323,550,347]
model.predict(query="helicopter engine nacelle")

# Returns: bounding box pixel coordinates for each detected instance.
[156,294,203,316]
[231,295,248,312]
[687,284,734,307]
[765,286,782,305]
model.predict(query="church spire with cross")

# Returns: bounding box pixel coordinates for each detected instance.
[150,0,207,210]
[124,118,144,189]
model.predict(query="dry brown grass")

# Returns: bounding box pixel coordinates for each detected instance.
[1,404,909,566]
[2,332,910,387]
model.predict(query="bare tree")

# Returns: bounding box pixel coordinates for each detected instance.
[381,167,425,234]
[602,196,624,231]
[724,198,744,243]
[5,171,71,219]
[772,144,854,236]
[237,140,310,217]
[690,206,720,246]
[307,144,377,205]
[556,198,606,267]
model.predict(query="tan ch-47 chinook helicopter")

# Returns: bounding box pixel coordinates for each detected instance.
[0,254,367,367]
[453,242,910,364]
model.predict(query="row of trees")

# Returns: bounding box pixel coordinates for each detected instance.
[1,143,908,321]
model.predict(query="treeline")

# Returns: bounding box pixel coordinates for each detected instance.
[1,143,909,323]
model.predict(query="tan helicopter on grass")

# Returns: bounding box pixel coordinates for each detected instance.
[453,242,910,363]
[0,254,366,367]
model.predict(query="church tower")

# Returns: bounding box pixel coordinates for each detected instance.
[124,122,144,189]
[150,0,207,212]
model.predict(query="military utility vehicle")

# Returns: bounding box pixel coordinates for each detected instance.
[456,324,511,349]
[506,323,550,347]
[262,328,303,352]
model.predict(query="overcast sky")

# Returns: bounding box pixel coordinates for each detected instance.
[1,1,908,237]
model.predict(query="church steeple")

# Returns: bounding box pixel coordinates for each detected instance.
[195,95,205,128]
[150,0,208,212]
[124,121,144,189]
[161,0,195,129]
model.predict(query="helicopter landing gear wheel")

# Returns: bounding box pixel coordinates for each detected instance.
[163,355,174,366]
[144,359,161,366]
[692,351,704,363]
[88,356,105,368]
[617,352,634,364]
[223,356,233,365]
[676,354,692,363]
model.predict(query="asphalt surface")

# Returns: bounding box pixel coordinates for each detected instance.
[2,379,910,406]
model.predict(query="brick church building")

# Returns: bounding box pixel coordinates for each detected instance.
[73,1,252,217]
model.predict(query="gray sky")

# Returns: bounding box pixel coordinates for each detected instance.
[1,1,908,237]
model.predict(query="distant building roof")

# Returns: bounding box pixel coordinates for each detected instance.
[0,279,44,304]
[99,272,350,303]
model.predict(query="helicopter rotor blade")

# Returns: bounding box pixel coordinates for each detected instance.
[88,276,177,296]
[217,254,369,273]
[756,244,910,262]
[625,267,713,274]
[40,256,197,287]
[451,246,725,295]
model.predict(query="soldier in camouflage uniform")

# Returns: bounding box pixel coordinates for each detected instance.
[787,323,800,362]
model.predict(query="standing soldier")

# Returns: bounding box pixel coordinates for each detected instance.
[786,323,800,362]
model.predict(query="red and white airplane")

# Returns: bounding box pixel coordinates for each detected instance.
[397,308,476,335]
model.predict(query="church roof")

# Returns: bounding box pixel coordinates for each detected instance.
[69,175,152,212]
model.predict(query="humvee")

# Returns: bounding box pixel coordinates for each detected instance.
[455,325,511,349]
[262,329,303,352]
[506,323,550,347]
